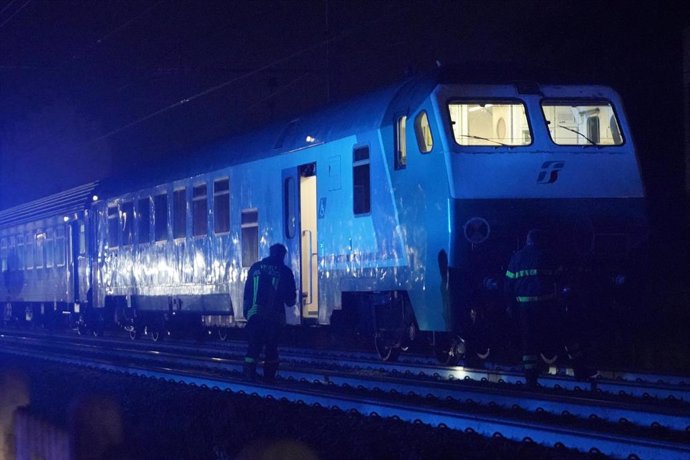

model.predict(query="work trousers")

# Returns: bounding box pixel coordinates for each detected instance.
[245,315,282,365]
[516,301,562,372]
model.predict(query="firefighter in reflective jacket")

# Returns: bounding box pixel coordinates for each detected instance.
[243,243,297,382]
[505,229,561,387]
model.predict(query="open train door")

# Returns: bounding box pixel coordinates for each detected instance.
[282,163,319,325]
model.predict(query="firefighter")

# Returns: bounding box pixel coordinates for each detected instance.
[243,243,297,383]
[505,229,563,387]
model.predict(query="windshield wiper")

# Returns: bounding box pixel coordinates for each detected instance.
[456,134,508,146]
[557,124,598,145]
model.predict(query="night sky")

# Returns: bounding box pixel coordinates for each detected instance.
[0,0,689,228]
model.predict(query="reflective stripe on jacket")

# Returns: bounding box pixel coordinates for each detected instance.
[505,244,559,304]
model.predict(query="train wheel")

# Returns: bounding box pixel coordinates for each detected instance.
[374,332,401,362]
[435,335,465,366]
[217,328,228,341]
[150,329,161,342]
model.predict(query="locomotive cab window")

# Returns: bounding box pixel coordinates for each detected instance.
[414,111,433,153]
[448,101,531,146]
[541,101,623,145]
[353,146,370,215]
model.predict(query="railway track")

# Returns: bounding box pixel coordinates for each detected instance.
[1,330,689,459]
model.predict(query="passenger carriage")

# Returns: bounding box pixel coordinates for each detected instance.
[0,67,647,363]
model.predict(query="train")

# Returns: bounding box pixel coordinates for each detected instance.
[0,65,648,365]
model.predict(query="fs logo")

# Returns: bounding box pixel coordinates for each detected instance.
[536,161,565,184]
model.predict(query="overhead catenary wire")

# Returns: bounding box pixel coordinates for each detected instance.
[0,0,32,30]
[81,2,417,147]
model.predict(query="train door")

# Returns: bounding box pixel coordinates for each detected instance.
[282,163,319,324]
[300,164,318,321]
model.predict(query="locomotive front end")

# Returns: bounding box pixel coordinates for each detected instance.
[434,82,648,361]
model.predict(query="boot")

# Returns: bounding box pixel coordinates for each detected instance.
[263,360,279,383]
[524,368,539,389]
[243,361,257,382]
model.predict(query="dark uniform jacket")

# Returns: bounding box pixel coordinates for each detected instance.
[505,244,559,304]
[243,255,297,323]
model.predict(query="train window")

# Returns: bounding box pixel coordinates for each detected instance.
[78,224,86,255]
[395,115,407,169]
[121,201,134,246]
[414,111,433,153]
[541,101,623,145]
[25,234,34,269]
[173,188,187,239]
[213,179,230,234]
[56,226,66,266]
[192,184,208,237]
[35,232,45,269]
[0,238,6,272]
[353,146,371,215]
[15,236,23,269]
[45,230,54,268]
[284,177,296,239]
[137,197,151,244]
[587,117,600,144]
[154,193,168,241]
[241,209,259,267]
[107,205,119,248]
[448,101,531,146]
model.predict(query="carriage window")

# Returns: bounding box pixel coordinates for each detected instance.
[154,193,168,241]
[541,101,623,145]
[79,224,86,255]
[192,184,208,237]
[56,226,66,266]
[121,201,134,246]
[173,188,187,239]
[107,205,119,248]
[284,177,296,239]
[449,101,531,146]
[35,232,45,268]
[0,238,6,272]
[25,234,34,268]
[241,209,258,267]
[213,178,230,234]
[353,146,370,215]
[395,115,407,169]
[414,111,433,153]
[14,236,23,269]
[44,230,54,268]
[137,197,151,244]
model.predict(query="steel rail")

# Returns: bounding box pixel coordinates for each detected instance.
[2,334,689,432]
[1,345,689,460]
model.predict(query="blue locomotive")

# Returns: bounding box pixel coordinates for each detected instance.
[0,67,647,363]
